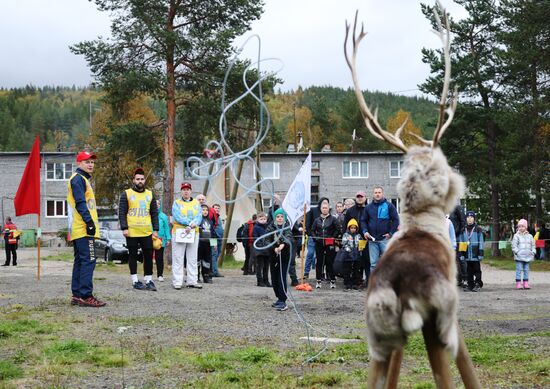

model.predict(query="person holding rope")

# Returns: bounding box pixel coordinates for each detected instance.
[119,168,159,291]
[267,209,293,311]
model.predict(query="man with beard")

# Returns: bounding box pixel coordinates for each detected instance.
[119,168,159,291]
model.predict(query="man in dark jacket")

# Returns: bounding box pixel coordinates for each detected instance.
[360,186,399,272]
[344,191,369,286]
[303,197,329,278]
[449,204,467,286]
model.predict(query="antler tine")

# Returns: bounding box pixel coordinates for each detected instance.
[344,11,408,153]
[431,0,456,148]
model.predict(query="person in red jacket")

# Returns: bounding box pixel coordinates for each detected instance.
[2,217,18,266]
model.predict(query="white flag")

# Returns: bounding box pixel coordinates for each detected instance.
[282,151,312,225]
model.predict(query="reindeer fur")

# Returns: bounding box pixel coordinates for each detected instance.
[366,146,465,362]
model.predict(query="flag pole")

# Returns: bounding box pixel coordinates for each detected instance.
[300,203,307,283]
[37,214,41,280]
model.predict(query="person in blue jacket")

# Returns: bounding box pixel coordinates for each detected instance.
[155,199,171,282]
[458,211,485,292]
[360,186,399,273]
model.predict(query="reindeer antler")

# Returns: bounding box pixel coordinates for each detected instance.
[344,0,457,151]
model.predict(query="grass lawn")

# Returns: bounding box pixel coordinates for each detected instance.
[485,248,550,271]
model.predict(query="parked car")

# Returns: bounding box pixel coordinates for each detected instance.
[94,228,138,263]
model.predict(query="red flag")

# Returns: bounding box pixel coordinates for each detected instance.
[14,135,41,216]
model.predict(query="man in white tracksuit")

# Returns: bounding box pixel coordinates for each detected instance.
[171,182,203,289]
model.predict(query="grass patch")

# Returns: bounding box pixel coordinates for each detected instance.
[42,252,74,262]
[43,339,125,367]
[0,360,23,381]
[300,371,347,387]
[485,252,550,271]
[0,319,55,338]
[218,254,243,269]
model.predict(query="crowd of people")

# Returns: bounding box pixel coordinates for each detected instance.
[3,150,548,309]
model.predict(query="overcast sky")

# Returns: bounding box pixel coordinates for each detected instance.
[0,0,467,97]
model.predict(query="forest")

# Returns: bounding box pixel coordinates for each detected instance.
[0,0,548,256]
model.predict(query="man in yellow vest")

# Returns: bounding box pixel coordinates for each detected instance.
[119,168,159,291]
[67,151,106,307]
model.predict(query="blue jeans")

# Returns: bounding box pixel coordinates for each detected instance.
[515,261,529,281]
[369,239,389,271]
[211,245,219,275]
[304,237,316,275]
[71,237,97,298]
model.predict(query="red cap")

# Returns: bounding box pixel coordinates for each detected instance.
[76,151,97,162]
[181,182,192,190]
[356,191,366,198]
[133,167,145,176]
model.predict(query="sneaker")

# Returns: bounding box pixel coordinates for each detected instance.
[276,302,288,311]
[186,284,203,289]
[352,285,359,290]
[316,281,322,289]
[330,281,336,289]
[173,284,182,290]
[78,295,106,307]
[344,286,351,292]
[212,273,224,278]
[271,300,282,308]
[70,296,81,305]
[145,281,157,291]
[291,279,299,287]
[264,282,272,287]
[257,282,266,287]
[158,276,164,282]
[303,273,309,279]
[133,281,146,290]
[472,285,480,292]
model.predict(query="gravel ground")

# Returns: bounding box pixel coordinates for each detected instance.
[1,247,550,387]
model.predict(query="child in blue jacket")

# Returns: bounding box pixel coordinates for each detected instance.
[458,211,484,292]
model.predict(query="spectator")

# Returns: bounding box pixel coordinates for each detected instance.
[344,191,369,287]
[198,204,214,284]
[449,204,467,287]
[210,204,224,277]
[344,198,355,211]
[538,223,550,260]
[458,211,484,292]
[512,219,535,290]
[154,199,171,282]
[360,186,399,272]
[312,202,341,289]
[238,215,257,275]
[2,217,18,266]
[304,197,329,279]
[339,219,362,290]
[252,212,271,287]
[334,201,345,232]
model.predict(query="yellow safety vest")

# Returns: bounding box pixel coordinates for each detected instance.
[125,188,153,237]
[172,198,201,233]
[67,173,99,241]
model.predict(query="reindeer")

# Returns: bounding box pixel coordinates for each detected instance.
[344,3,481,389]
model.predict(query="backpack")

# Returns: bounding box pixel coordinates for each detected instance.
[236,223,248,243]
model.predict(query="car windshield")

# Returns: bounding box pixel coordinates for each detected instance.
[109,230,125,240]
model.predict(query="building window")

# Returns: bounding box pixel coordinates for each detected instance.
[311,175,320,204]
[390,161,404,178]
[184,160,201,179]
[46,163,74,181]
[342,161,368,178]
[260,161,280,179]
[262,197,273,210]
[46,200,67,218]
[312,161,320,171]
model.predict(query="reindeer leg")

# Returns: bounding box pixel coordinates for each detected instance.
[455,328,481,389]
[384,347,403,389]
[368,357,390,389]
[422,317,455,389]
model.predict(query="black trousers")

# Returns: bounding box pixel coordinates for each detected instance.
[198,240,212,280]
[315,243,336,281]
[126,235,153,276]
[270,250,290,303]
[4,243,17,265]
[466,261,482,288]
[243,244,255,273]
[256,254,270,284]
[343,261,360,287]
[154,247,164,277]
[358,249,370,284]
[456,252,467,284]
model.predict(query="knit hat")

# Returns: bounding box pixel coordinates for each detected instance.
[347,218,359,229]
[466,211,476,219]
[273,208,287,222]
[517,219,528,228]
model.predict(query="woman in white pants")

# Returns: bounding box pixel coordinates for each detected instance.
[171,182,203,289]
